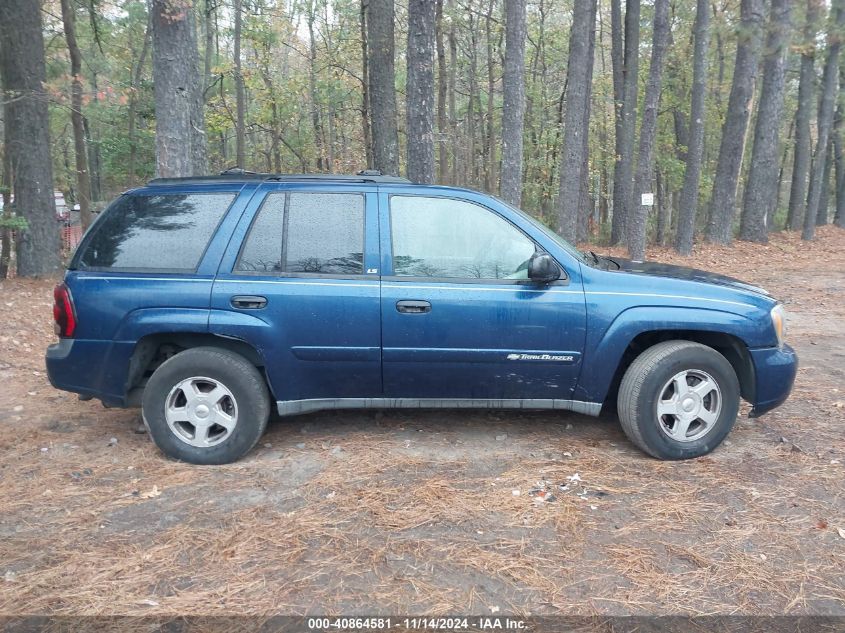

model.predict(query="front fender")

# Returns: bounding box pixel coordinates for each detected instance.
[576,305,765,404]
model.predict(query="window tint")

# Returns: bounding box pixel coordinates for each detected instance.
[236,192,364,275]
[77,193,235,271]
[390,196,537,279]
[236,193,285,272]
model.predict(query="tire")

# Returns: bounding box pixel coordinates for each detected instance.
[141,347,270,465]
[617,340,740,460]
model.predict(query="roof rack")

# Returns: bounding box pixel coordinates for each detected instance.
[147,168,412,186]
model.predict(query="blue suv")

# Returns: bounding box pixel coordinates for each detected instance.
[46,171,797,464]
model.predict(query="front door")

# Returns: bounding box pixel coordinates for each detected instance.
[379,193,587,402]
[210,185,382,409]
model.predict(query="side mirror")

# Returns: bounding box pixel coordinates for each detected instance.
[528,253,561,283]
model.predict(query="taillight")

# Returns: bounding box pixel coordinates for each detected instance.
[53,283,77,338]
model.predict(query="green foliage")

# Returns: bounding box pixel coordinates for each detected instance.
[18,0,830,251]
[0,214,29,232]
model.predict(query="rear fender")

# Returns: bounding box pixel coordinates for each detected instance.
[113,307,212,341]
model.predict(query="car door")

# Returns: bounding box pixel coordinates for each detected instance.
[210,184,382,409]
[379,192,587,403]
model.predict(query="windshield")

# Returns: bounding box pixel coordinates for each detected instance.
[493,197,588,264]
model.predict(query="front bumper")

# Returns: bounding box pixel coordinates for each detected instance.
[748,343,798,417]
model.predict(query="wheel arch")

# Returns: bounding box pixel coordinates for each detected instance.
[603,329,755,408]
[126,332,271,405]
[578,306,759,408]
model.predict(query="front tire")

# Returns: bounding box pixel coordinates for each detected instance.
[142,347,270,464]
[617,340,740,460]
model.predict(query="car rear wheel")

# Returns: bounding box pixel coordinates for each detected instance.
[617,340,740,460]
[142,347,270,464]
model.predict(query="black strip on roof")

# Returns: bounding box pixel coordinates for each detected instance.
[148,169,411,186]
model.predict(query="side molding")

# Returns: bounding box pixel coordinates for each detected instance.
[276,397,602,417]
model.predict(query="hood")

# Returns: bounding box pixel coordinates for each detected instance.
[607,257,770,296]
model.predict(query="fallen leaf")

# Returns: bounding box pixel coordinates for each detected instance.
[139,486,161,499]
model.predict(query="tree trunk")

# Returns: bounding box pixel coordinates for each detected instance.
[787,0,822,231]
[233,0,245,169]
[360,1,373,168]
[656,171,670,245]
[740,0,792,242]
[1,98,12,279]
[406,0,436,184]
[626,0,670,260]
[0,0,61,277]
[151,0,207,177]
[327,100,336,170]
[467,7,479,185]
[556,0,597,242]
[834,59,845,227]
[256,39,281,173]
[803,0,844,240]
[483,0,495,191]
[610,0,624,165]
[203,0,214,96]
[128,14,151,185]
[435,0,448,183]
[817,138,833,225]
[610,0,640,245]
[367,0,400,176]
[85,53,103,202]
[705,0,765,245]
[59,0,93,230]
[500,0,527,206]
[306,2,327,172]
[447,0,458,185]
[771,116,794,230]
[82,118,102,201]
[675,0,710,255]
[576,5,598,243]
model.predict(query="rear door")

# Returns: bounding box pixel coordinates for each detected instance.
[210,184,382,409]
[379,192,587,402]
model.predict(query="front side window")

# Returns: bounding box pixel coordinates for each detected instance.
[390,196,537,279]
[76,193,235,272]
[236,192,364,275]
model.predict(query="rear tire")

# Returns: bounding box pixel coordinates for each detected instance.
[617,340,740,460]
[142,347,270,464]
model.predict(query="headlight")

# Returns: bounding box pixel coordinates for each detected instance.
[771,304,786,347]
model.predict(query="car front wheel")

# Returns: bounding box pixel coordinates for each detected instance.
[142,347,270,464]
[617,340,741,460]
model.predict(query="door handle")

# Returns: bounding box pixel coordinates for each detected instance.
[231,295,267,310]
[396,300,431,314]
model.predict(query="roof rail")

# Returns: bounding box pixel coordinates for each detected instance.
[220,167,261,176]
[147,169,411,186]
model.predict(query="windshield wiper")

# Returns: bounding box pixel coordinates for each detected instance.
[583,250,600,265]
[583,250,620,270]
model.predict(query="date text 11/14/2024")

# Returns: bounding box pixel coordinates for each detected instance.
[306,617,528,631]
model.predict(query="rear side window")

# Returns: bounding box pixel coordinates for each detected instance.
[236,192,364,275]
[76,193,235,272]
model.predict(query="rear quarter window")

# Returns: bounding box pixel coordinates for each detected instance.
[75,193,236,272]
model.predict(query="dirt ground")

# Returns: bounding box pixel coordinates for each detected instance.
[0,227,843,618]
